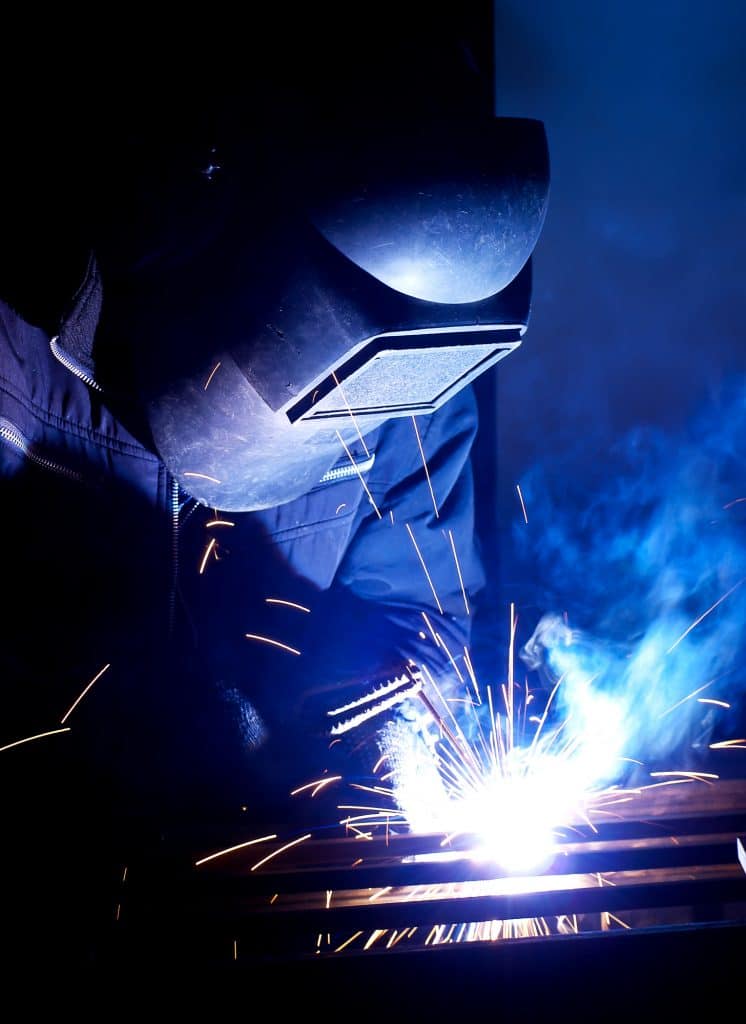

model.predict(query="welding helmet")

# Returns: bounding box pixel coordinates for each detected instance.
[101,114,549,512]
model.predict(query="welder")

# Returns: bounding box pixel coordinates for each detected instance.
[0,9,548,965]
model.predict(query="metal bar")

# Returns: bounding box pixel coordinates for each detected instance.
[185,809,746,874]
[116,811,746,969]
[183,837,741,899]
[186,874,746,938]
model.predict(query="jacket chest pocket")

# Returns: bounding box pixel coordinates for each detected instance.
[254,453,376,590]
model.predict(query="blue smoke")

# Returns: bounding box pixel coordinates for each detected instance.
[513,377,746,782]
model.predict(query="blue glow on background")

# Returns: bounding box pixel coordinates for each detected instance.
[513,378,746,776]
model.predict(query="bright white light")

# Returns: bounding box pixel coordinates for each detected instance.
[382,681,630,875]
[461,786,556,871]
[387,727,605,874]
[449,749,581,873]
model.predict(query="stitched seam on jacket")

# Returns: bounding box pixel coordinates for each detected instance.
[262,509,357,541]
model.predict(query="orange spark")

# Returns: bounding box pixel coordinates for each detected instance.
[507,603,518,748]
[463,646,480,702]
[60,663,111,723]
[434,632,465,683]
[421,612,441,646]
[658,680,715,718]
[203,361,221,390]
[250,833,312,872]
[244,634,301,655]
[363,929,388,949]
[643,778,697,790]
[448,528,470,616]
[334,931,364,953]
[183,471,221,484]
[411,416,438,518]
[0,727,71,753]
[198,537,218,574]
[406,522,444,614]
[194,833,278,867]
[332,371,370,457]
[666,578,744,653]
[265,598,311,613]
[290,775,342,797]
[516,483,529,524]
[649,770,719,781]
[335,430,381,518]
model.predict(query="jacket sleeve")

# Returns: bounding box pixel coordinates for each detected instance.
[299,384,487,737]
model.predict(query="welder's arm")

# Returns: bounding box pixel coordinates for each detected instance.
[302,385,487,738]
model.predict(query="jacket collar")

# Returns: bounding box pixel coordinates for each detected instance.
[56,251,102,382]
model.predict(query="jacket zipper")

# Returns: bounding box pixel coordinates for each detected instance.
[319,451,376,483]
[52,333,179,637]
[168,477,181,637]
[0,417,84,481]
[50,336,103,392]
